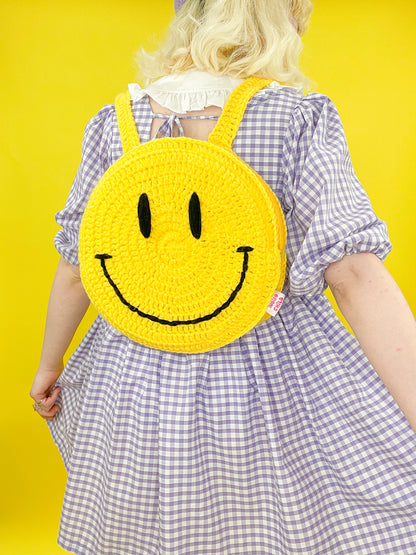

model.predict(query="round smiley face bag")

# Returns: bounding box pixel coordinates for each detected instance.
[79,77,286,353]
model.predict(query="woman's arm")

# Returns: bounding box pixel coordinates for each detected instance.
[30,257,90,420]
[324,252,416,433]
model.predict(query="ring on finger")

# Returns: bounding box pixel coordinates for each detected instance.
[33,401,45,411]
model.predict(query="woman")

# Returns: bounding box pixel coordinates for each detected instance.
[31,0,416,553]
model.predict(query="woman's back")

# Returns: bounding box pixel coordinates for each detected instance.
[30,1,416,553]
[149,97,222,140]
[45,72,416,553]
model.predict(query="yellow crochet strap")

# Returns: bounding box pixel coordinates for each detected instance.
[208,77,273,149]
[115,92,141,153]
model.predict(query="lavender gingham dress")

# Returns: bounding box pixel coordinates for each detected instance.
[48,83,416,554]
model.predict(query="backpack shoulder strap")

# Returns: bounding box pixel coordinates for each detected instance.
[115,91,141,153]
[208,76,273,149]
[115,76,272,153]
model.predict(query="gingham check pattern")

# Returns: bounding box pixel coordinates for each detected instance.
[49,86,416,554]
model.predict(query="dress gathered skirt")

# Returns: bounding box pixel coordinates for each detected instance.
[48,84,416,554]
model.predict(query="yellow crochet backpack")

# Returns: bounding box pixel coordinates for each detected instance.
[79,77,286,353]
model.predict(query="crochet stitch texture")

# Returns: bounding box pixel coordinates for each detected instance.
[79,77,286,353]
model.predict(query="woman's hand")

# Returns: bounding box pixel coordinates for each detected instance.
[30,362,63,420]
[30,257,90,420]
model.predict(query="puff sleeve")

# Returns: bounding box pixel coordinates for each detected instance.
[282,94,392,297]
[54,105,114,265]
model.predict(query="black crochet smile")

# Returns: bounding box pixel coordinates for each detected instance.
[95,247,253,326]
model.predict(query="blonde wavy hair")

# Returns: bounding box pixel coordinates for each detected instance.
[136,0,314,90]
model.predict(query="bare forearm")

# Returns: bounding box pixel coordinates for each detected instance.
[326,253,416,432]
[39,257,90,368]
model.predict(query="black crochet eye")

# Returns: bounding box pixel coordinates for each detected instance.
[189,192,201,239]
[138,193,151,238]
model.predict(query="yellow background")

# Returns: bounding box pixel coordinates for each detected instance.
[1,0,415,552]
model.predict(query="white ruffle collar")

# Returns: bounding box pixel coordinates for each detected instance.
[128,70,301,112]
